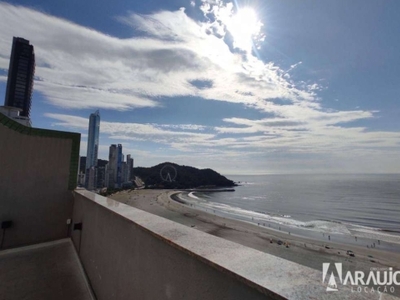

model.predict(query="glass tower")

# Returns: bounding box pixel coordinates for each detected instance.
[4,37,35,118]
[85,110,100,188]
[116,144,123,187]
[107,144,123,188]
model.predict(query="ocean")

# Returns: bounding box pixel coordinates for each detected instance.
[175,174,400,252]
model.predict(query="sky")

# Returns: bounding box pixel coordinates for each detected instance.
[0,0,399,175]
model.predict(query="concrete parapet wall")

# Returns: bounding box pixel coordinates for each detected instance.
[0,112,80,249]
[72,190,377,300]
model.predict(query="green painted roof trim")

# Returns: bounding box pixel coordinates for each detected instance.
[0,112,81,190]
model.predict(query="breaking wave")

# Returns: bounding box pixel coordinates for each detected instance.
[173,191,400,244]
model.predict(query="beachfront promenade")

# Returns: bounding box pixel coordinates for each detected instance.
[1,111,398,299]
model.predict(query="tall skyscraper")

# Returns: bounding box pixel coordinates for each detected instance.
[106,144,126,189]
[106,144,117,188]
[85,110,100,189]
[116,144,123,187]
[127,154,134,180]
[106,144,120,188]
[4,37,35,118]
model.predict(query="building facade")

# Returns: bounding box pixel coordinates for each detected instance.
[0,106,31,127]
[85,110,100,189]
[106,144,118,188]
[127,154,134,181]
[86,167,97,191]
[96,166,106,188]
[106,144,132,189]
[121,162,128,184]
[4,37,35,119]
[116,144,123,187]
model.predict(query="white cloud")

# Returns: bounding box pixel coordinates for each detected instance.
[0,2,318,112]
[46,112,400,174]
[45,113,215,144]
[46,111,400,156]
[155,124,208,131]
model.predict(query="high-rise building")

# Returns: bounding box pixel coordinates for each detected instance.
[85,110,100,189]
[106,144,127,189]
[121,162,128,184]
[96,166,106,188]
[116,144,123,187]
[86,167,97,191]
[4,37,35,118]
[127,154,134,180]
[106,144,117,188]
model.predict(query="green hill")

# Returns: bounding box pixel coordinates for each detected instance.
[133,162,236,189]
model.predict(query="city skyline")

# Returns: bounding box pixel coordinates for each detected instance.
[105,143,133,189]
[0,1,399,174]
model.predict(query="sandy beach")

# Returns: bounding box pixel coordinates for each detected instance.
[110,189,400,297]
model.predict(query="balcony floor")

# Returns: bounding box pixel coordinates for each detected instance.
[0,239,94,300]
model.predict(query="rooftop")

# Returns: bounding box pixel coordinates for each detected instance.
[0,239,94,300]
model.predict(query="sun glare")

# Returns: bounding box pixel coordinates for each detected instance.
[227,7,263,52]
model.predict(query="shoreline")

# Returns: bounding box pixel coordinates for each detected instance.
[163,191,400,266]
[110,189,400,297]
[174,191,400,252]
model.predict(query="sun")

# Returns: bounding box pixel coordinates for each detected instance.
[227,7,263,52]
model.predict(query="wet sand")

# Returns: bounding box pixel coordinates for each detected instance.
[110,189,400,297]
